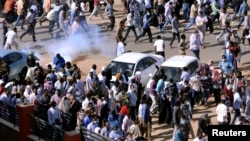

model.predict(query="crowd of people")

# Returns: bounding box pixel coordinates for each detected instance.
[1,0,250,141]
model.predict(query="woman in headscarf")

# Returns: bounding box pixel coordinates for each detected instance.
[58,96,70,114]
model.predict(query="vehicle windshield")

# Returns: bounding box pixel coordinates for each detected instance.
[153,66,182,82]
[105,61,135,77]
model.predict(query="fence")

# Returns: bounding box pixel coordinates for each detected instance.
[29,115,65,141]
[80,126,112,141]
[0,101,18,127]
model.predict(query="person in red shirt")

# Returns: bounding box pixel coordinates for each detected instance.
[89,0,104,20]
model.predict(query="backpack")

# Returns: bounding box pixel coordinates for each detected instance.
[182,104,191,119]
[166,82,178,98]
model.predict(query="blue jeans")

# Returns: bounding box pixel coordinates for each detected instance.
[237,16,244,28]
[184,18,196,31]
[191,49,200,60]
[69,10,76,25]
[14,15,25,28]
[230,109,241,125]
[182,3,190,21]
[231,10,238,21]
[161,18,172,31]
[211,14,220,24]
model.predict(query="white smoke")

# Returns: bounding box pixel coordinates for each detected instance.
[36,25,115,62]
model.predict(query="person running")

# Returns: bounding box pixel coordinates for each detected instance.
[4,27,18,50]
[19,8,36,42]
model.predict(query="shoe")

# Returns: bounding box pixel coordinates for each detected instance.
[170,44,173,48]
[33,40,36,42]
[19,37,22,42]
[39,20,42,26]
[21,27,25,30]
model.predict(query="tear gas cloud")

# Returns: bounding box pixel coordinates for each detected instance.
[25,25,116,62]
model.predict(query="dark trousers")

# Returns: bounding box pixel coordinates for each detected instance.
[170,32,180,45]
[107,16,115,31]
[20,23,36,41]
[137,27,152,42]
[213,88,221,105]
[191,49,200,60]
[124,25,137,41]
[242,29,250,45]
[206,17,213,33]
[211,14,220,24]
[89,0,94,12]
[156,51,165,58]
[2,23,8,47]
[129,106,136,121]
[48,20,55,33]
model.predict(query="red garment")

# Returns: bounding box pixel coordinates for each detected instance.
[120,105,128,115]
[228,45,239,59]
[4,0,15,13]
[0,86,3,95]
[94,0,100,6]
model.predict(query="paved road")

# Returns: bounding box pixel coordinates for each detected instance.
[1,1,250,141]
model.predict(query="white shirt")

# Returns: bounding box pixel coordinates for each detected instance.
[117,42,125,56]
[70,2,77,11]
[219,12,230,26]
[5,30,18,44]
[195,15,208,31]
[154,39,165,52]
[189,33,201,50]
[127,13,134,26]
[216,103,227,122]
[164,4,172,19]
[181,71,191,84]
[79,2,85,16]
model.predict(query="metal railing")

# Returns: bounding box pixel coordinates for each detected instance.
[29,115,65,141]
[80,126,113,141]
[0,101,18,127]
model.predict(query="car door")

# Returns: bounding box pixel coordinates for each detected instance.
[136,57,157,86]
[3,53,24,80]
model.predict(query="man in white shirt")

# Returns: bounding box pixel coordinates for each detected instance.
[216,99,228,125]
[180,67,190,84]
[116,39,127,56]
[5,27,18,50]
[230,88,242,125]
[189,30,202,60]
[161,2,173,32]
[216,8,230,42]
[124,11,138,42]
[154,35,165,58]
[20,8,36,42]
[195,11,208,45]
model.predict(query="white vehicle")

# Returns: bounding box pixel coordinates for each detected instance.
[102,52,164,87]
[145,55,201,94]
